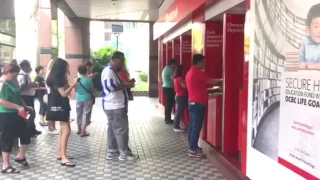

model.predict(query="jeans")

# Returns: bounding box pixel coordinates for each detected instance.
[37,95,47,116]
[174,96,188,129]
[163,87,175,121]
[188,102,205,152]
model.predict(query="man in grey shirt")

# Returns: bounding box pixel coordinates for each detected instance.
[18,60,41,136]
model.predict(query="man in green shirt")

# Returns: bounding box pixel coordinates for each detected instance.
[161,58,177,124]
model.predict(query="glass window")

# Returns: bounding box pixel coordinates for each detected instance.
[0,19,15,36]
[0,45,15,65]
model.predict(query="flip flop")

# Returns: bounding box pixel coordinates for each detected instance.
[56,155,73,160]
[1,166,20,174]
[61,161,76,167]
[80,133,90,137]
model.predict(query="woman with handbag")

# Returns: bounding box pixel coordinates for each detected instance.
[46,58,78,167]
[75,65,95,137]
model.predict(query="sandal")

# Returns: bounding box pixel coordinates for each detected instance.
[39,122,48,126]
[80,133,90,137]
[61,161,76,167]
[1,166,20,174]
[14,158,29,167]
[56,155,73,160]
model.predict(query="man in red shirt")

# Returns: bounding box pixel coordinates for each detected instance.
[186,54,222,158]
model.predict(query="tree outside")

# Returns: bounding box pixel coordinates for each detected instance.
[91,46,149,93]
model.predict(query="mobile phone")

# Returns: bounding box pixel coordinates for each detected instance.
[130,78,136,83]
[18,112,30,120]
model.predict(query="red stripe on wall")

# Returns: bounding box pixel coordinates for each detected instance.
[278,157,318,180]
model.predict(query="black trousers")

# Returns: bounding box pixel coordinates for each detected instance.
[0,113,31,152]
[163,87,175,121]
[21,95,36,133]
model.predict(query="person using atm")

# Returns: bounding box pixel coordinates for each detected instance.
[186,54,222,158]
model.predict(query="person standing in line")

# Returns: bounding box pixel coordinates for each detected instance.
[46,58,78,167]
[101,51,137,161]
[75,65,94,137]
[18,60,41,136]
[45,59,58,135]
[0,63,32,173]
[34,66,48,126]
[186,54,222,158]
[161,58,177,124]
[173,65,188,132]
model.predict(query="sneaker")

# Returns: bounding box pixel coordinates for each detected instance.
[174,128,184,132]
[106,152,119,160]
[48,130,59,135]
[188,150,205,158]
[119,152,139,161]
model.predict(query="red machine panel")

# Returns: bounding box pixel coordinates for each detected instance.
[222,14,245,154]
[207,94,223,147]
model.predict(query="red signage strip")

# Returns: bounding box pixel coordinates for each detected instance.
[153,0,205,40]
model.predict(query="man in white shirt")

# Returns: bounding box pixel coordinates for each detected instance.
[101,51,137,161]
[18,60,41,136]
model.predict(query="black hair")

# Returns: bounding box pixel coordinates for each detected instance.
[83,60,93,67]
[11,59,17,64]
[46,58,69,88]
[192,54,205,65]
[168,58,177,65]
[174,65,184,78]
[0,63,20,76]
[35,66,44,74]
[112,51,125,61]
[19,60,30,68]
[307,3,320,27]
[78,65,88,75]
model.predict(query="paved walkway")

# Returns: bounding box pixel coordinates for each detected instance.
[0,97,226,180]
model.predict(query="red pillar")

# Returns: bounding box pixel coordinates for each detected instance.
[38,0,52,68]
[64,18,90,98]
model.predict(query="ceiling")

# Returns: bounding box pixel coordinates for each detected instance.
[207,1,246,21]
[63,0,164,21]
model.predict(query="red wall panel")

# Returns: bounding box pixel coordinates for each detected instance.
[173,39,181,62]
[222,14,245,154]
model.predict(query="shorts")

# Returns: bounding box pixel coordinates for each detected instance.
[0,112,31,152]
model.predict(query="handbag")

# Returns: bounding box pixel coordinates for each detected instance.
[77,79,95,104]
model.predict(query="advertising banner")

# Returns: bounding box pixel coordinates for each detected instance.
[204,22,223,79]
[173,39,181,63]
[250,0,320,179]
[180,35,192,73]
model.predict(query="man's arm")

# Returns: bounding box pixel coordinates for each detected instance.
[101,70,134,92]
[18,75,36,91]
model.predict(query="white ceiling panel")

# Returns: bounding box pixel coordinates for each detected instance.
[64,0,164,21]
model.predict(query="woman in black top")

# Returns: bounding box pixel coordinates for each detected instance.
[34,66,47,126]
[46,58,78,167]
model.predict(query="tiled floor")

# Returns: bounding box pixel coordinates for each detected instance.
[0,97,226,180]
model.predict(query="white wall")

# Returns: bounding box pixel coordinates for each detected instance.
[15,0,38,68]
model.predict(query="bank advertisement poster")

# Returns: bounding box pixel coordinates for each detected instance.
[251,0,320,178]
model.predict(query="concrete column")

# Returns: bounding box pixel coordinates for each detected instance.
[64,17,90,98]
[148,23,159,98]
[38,0,52,68]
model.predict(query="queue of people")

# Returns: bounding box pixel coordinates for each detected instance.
[162,54,223,158]
[0,51,138,173]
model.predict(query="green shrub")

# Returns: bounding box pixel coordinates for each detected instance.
[138,72,148,83]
